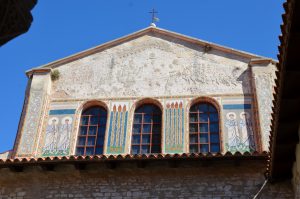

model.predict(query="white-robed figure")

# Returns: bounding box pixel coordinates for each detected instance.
[239,112,255,151]
[57,117,72,153]
[225,112,240,150]
[43,117,59,153]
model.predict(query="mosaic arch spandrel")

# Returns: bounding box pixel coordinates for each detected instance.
[164,99,185,154]
[106,102,130,154]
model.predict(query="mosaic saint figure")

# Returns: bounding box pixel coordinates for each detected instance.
[239,112,255,151]
[57,117,72,152]
[43,117,59,153]
[225,112,240,150]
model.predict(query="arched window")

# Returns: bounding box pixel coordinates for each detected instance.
[131,104,162,154]
[76,106,107,155]
[189,102,220,153]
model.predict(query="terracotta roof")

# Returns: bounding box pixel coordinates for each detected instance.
[268,0,300,180]
[0,151,267,168]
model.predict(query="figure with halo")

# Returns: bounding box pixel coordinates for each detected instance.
[57,116,72,154]
[239,112,255,151]
[225,112,240,151]
[43,117,59,154]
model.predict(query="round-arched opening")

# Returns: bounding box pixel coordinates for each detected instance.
[189,97,221,112]
[76,105,108,156]
[134,98,163,112]
[80,100,108,113]
[131,103,162,154]
[189,101,221,153]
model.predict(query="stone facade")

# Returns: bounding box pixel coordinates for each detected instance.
[0,161,294,199]
[12,27,277,158]
[17,95,261,157]
[0,26,286,198]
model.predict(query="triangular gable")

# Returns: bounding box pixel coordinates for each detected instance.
[26,25,275,75]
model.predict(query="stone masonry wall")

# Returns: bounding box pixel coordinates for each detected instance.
[0,162,293,199]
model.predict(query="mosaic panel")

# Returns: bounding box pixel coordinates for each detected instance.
[223,103,256,153]
[18,90,44,156]
[42,109,76,157]
[164,100,185,153]
[106,102,129,154]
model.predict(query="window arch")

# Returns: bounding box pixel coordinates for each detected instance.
[131,104,162,154]
[76,106,107,155]
[189,102,220,153]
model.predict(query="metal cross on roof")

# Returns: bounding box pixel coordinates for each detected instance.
[149,8,159,24]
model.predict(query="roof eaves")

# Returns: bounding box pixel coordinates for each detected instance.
[0,151,268,167]
[154,27,270,60]
[268,0,295,180]
[249,58,278,65]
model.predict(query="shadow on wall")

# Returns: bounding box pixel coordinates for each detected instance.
[222,67,257,153]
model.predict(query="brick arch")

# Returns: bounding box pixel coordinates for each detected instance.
[133,98,163,112]
[78,100,109,114]
[188,96,221,112]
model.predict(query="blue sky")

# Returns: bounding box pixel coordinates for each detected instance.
[0,1,284,153]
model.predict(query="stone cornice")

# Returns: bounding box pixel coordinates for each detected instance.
[249,58,277,66]
[26,68,51,78]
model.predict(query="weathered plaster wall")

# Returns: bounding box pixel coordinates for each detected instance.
[0,162,294,198]
[52,33,252,99]
[14,31,277,158]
